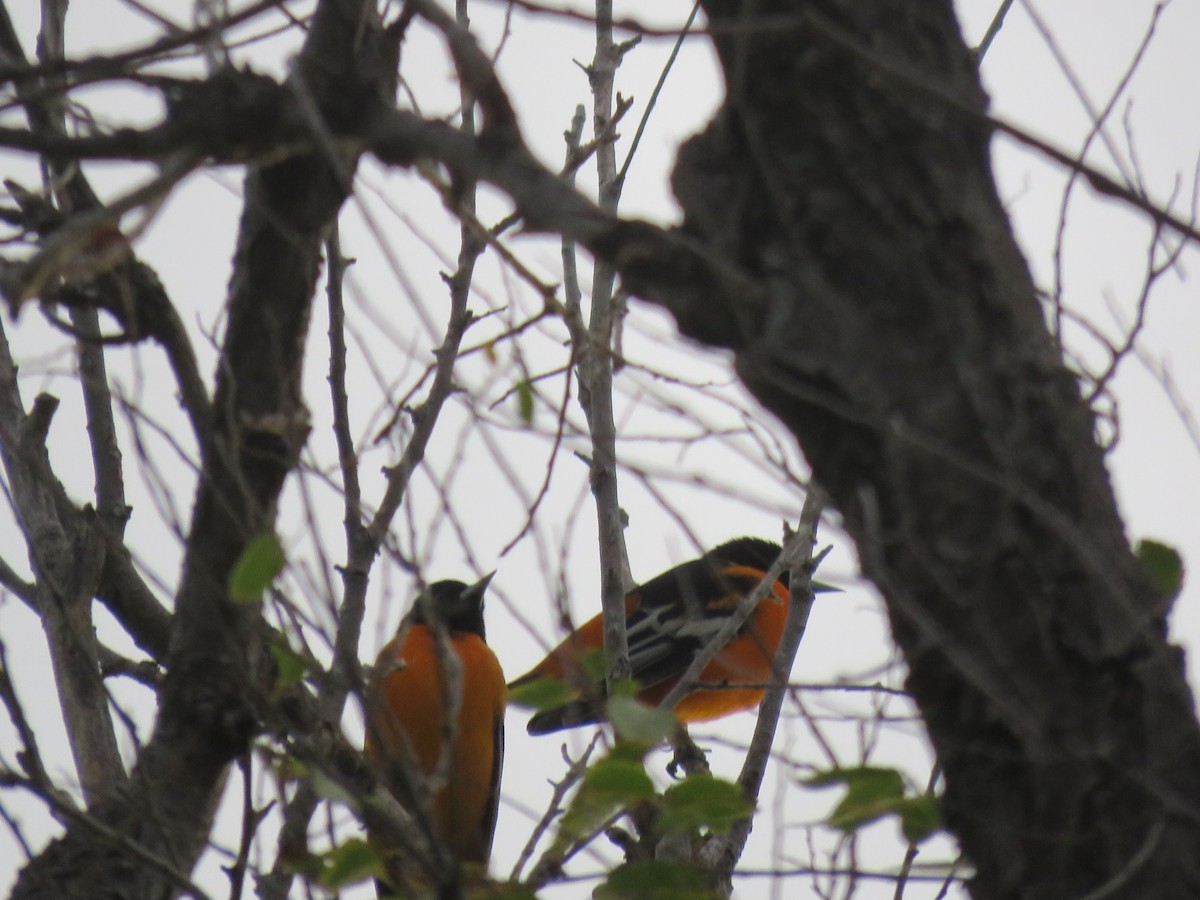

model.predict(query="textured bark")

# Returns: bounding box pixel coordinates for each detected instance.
[659,1,1200,897]
[10,1,398,896]
[3,0,1196,895]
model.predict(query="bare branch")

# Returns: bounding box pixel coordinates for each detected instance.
[0,0,300,87]
[0,639,72,819]
[11,0,402,892]
[581,0,635,688]
[0,327,125,805]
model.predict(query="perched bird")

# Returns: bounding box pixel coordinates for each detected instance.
[365,575,505,890]
[510,537,818,734]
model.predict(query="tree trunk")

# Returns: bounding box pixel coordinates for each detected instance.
[664,1,1200,896]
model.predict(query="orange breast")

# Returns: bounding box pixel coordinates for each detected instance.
[366,627,505,863]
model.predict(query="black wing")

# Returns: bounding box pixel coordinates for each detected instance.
[479,712,504,860]
[526,542,778,734]
[623,552,767,688]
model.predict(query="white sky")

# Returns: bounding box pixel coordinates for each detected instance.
[0,1,1197,898]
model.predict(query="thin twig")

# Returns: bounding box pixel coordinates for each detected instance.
[658,528,817,714]
[0,0,298,87]
[319,224,367,718]
[512,734,601,881]
[264,52,478,900]
[892,767,940,900]
[0,640,70,819]
[584,0,633,692]
[702,494,826,882]
[225,753,256,900]
[973,0,1015,62]
[0,318,124,805]
[615,1,699,188]
[21,0,132,539]
[4,767,211,898]
[0,555,35,606]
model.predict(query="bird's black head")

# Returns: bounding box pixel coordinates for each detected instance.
[410,573,494,638]
[708,537,788,585]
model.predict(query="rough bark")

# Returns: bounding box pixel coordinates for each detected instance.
[662,2,1200,897]
[2,0,1197,895]
[10,1,398,896]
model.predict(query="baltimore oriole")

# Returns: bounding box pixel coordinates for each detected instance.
[510,537,811,733]
[365,575,505,889]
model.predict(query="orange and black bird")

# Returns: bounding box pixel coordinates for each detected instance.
[510,537,813,734]
[365,575,505,888]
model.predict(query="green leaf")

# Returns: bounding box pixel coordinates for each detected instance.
[507,676,575,712]
[659,774,753,835]
[606,694,676,745]
[270,639,307,687]
[580,646,608,682]
[468,886,538,900]
[897,795,941,843]
[515,379,535,424]
[315,838,384,888]
[278,849,322,879]
[229,533,285,603]
[1136,539,1185,601]
[806,765,905,794]
[806,766,942,842]
[559,751,655,837]
[467,886,537,900]
[595,861,720,900]
[309,770,357,808]
[609,677,641,699]
[277,760,308,785]
[806,766,907,831]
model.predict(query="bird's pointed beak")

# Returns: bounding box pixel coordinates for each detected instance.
[463,570,496,602]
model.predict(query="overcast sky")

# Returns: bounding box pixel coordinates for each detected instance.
[0,2,1197,898]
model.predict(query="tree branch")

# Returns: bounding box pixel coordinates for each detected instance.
[0,329,125,806]
[583,0,634,687]
[12,0,400,893]
[704,493,826,886]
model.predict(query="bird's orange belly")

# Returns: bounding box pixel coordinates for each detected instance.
[369,630,503,862]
